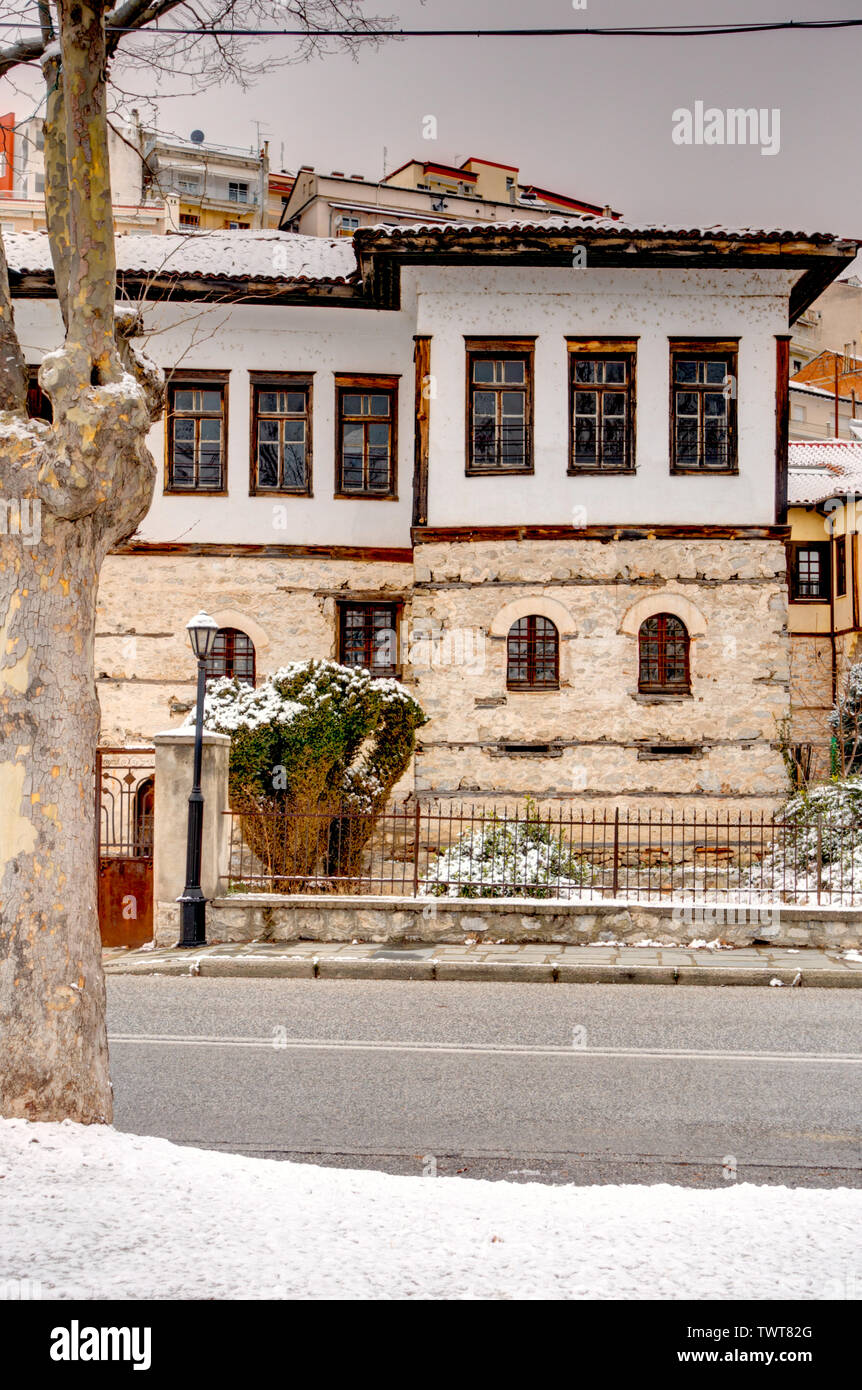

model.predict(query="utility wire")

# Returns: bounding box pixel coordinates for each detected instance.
[2,17,862,40]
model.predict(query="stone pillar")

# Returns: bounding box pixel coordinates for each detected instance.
[152,729,231,946]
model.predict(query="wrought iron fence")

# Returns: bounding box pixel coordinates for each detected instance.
[223,803,862,906]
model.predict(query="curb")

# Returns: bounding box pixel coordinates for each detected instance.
[104,954,862,987]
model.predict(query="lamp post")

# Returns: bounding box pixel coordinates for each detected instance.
[177,611,219,948]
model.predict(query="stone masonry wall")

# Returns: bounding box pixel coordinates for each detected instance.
[410,537,790,814]
[96,552,414,743]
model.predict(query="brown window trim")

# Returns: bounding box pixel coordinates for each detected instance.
[334,373,399,501]
[164,369,230,496]
[337,598,404,677]
[788,541,831,602]
[506,615,560,691]
[248,371,314,497]
[204,627,256,686]
[669,338,739,475]
[637,613,691,695]
[567,337,637,475]
[465,337,535,476]
[836,534,847,598]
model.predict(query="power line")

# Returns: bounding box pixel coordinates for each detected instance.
[3,17,862,41]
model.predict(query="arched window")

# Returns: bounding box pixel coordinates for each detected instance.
[133,777,154,856]
[638,614,690,694]
[507,616,559,690]
[205,627,256,686]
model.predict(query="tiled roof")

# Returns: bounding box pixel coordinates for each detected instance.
[4,229,357,283]
[788,440,862,504]
[357,217,851,244]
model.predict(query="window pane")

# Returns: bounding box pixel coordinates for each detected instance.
[200,390,222,412]
[575,392,597,417]
[174,417,194,441]
[368,423,390,447]
[473,392,495,417]
[200,418,221,441]
[501,391,524,417]
[343,394,363,414]
[604,360,625,383]
[283,420,305,443]
[369,395,390,416]
[705,361,727,384]
[575,360,596,383]
[259,419,278,443]
[285,392,306,414]
[704,392,726,417]
[676,392,699,417]
[575,417,597,463]
[503,360,525,384]
[675,360,698,384]
[258,391,278,413]
[283,444,306,488]
[257,443,279,488]
[603,391,625,417]
[473,360,494,383]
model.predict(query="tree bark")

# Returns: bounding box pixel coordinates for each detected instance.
[0,0,162,1124]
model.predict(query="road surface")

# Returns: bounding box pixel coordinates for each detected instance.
[107,977,862,1187]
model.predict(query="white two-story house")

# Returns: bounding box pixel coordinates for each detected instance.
[8,219,857,813]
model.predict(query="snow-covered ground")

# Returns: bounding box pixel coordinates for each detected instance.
[0,1120,859,1300]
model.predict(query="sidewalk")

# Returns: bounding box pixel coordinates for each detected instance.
[104,941,862,987]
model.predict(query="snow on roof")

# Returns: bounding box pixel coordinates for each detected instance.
[788,439,862,504]
[791,380,856,403]
[4,229,357,283]
[357,216,850,244]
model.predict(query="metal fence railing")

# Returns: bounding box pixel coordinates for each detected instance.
[222,803,862,906]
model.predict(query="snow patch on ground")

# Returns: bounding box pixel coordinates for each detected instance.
[0,1120,858,1301]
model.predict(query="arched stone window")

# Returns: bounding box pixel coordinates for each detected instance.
[205,627,256,686]
[638,614,690,694]
[507,616,559,690]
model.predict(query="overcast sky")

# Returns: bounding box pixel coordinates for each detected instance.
[3,0,861,240]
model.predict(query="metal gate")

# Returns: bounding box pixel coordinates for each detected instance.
[96,746,155,947]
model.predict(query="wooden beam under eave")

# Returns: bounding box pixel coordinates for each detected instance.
[413,336,431,528]
[775,335,791,525]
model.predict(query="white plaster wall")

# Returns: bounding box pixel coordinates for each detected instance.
[15,260,800,543]
[17,297,417,549]
[408,265,798,528]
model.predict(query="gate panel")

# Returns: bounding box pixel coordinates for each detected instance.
[96,747,155,947]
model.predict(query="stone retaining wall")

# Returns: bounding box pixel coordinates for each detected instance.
[199,894,862,951]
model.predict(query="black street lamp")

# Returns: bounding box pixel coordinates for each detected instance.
[177,610,218,948]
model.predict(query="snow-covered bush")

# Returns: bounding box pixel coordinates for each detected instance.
[422,805,589,899]
[829,662,862,776]
[186,659,426,888]
[745,777,862,901]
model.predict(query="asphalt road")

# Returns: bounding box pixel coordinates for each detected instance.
[107,977,862,1187]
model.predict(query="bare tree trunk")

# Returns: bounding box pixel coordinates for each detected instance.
[0,0,162,1123]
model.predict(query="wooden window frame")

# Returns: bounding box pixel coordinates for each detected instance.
[506,615,560,691]
[248,371,313,497]
[669,338,739,475]
[465,337,535,476]
[638,614,691,695]
[567,337,637,475]
[165,369,229,496]
[334,374,399,500]
[836,534,847,598]
[204,627,256,686]
[789,542,831,602]
[337,599,403,677]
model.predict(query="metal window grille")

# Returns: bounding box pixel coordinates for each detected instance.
[571,355,632,469]
[254,386,308,491]
[338,389,394,494]
[339,603,399,675]
[673,355,734,469]
[638,614,690,693]
[205,628,255,685]
[469,355,530,470]
[507,616,559,689]
[168,384,225,490]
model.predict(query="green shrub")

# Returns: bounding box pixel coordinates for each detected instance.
[189,660,426,889]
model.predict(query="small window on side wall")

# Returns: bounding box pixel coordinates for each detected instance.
[250,374,312,495]
[670,339,738,473]
[789,543,830,601]
[506,616,559,690]
[836,535,847,598]
[638,614,690,695]
[466,339,534,474]
[205,628,255,686]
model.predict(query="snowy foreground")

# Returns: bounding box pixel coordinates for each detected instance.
[1,1119,859,1300]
